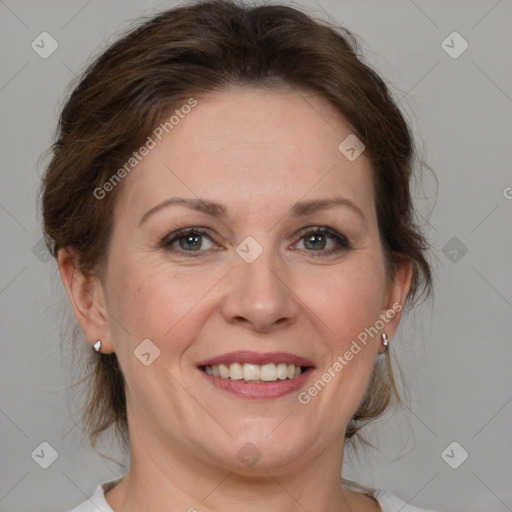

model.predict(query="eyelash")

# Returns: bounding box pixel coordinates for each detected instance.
[160,226,352,258]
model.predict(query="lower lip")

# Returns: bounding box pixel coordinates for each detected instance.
[199,367,315,399]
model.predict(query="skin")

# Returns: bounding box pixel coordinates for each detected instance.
[59,86,412,512]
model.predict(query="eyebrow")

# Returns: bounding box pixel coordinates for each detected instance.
[138,195,367,227]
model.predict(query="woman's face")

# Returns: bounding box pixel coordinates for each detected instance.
[82,87,410,473]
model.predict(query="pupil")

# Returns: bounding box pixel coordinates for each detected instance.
[180,234,201,250]
[306,234,325,250]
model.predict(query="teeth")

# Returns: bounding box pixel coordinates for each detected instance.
[203,362,305,382]
[243,363,260,381]
[277,363,288,380]
[229,362,243,380]
[219,363,230,379]
[260,363,277,381]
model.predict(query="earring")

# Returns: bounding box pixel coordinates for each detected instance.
[93,340,102,353]
[381,333,389,353]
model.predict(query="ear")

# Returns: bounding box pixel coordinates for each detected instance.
[379,257,413,347]
[57,247,115,353]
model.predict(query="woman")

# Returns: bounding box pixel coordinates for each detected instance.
[41,1,437,510]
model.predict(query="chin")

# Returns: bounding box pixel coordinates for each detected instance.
[204,426,312,473]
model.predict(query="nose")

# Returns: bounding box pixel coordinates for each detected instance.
[220,245,299,333]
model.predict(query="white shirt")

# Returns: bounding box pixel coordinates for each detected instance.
[68,475,440,512]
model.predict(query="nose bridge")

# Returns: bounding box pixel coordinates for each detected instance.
[222,236,297,331]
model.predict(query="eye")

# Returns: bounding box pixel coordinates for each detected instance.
[293,226,352,257]
[161,225,351,259]
[161,227,217,257]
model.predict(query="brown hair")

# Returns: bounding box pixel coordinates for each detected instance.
[41,0,433,454]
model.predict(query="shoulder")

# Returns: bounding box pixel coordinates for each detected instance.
[342,478,440,512]
[66,475,124,512]
[371,488,440,512]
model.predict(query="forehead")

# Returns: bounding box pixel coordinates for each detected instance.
[116,87,375,221]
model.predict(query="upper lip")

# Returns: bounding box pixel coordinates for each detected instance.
[196,351,315,368]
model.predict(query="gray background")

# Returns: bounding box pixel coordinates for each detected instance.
[1,0,511,511]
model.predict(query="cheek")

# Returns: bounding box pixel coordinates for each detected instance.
[105,253,222,356]
[298,265,384,418]
[299,258,386,347]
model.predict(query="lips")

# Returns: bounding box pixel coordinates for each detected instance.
[196,350,315,368]
[196,351,315,399]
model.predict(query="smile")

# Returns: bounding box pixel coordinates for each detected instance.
[196,351,315,399]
